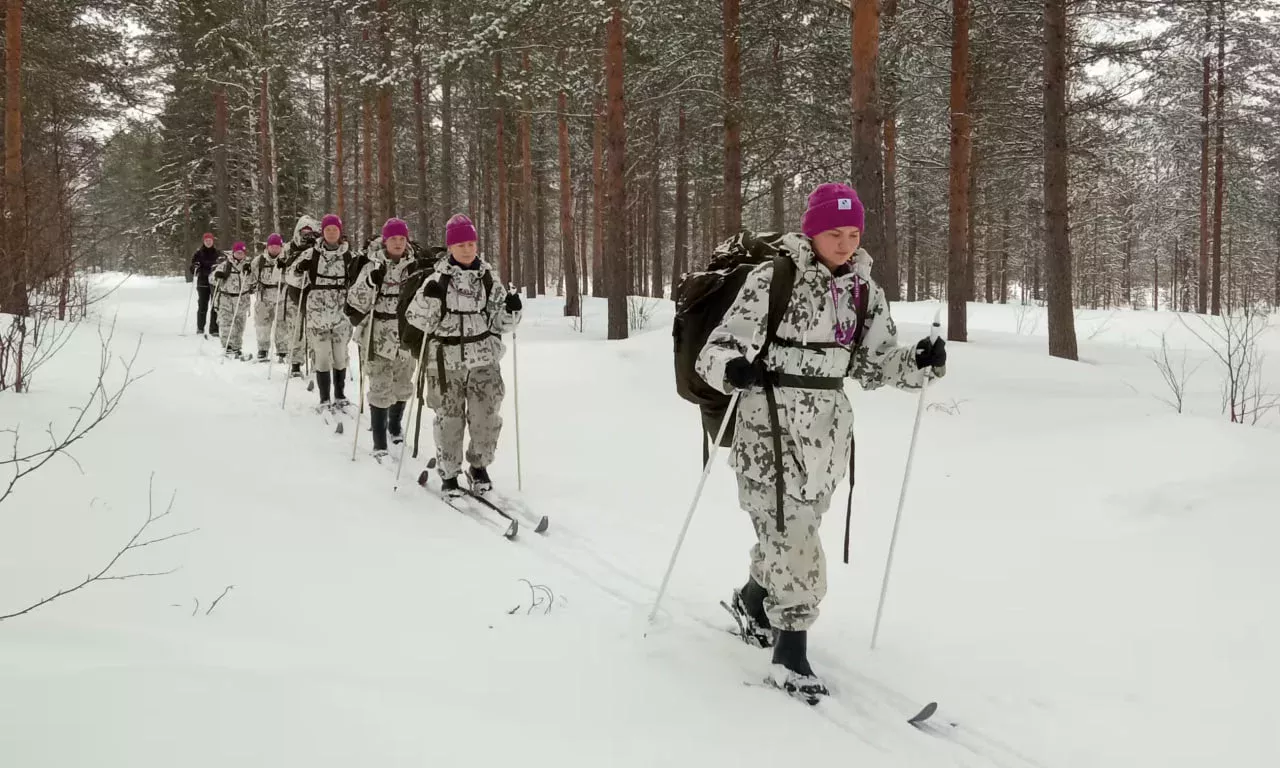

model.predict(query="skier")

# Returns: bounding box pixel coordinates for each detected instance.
[286,213,353,411]
[404,213,522,496]
[188,232,222,336]
[697,183,947,703]
[346,217,420,458]
[250,233,288,363]
[282,215,321,379]
[211,241,255,358]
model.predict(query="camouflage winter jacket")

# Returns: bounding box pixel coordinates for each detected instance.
[211,256,255,298]
[695,232,929,503]
[404,255,521,372]
[281,216,321,303]
[250,251,287,306]
[285,240,352,333]
[347,238,416,362]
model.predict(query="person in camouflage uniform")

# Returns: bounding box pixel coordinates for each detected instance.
[696,182,947,702]
[346,218,419,458]
[250,233,288,363]
[286,213,353,411]
[403,214,522,496]
[281,216,320,379]
[211,242,254,358]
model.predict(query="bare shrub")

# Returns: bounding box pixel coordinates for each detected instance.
[1178,308,1276,424]
[1148,331,1202,414]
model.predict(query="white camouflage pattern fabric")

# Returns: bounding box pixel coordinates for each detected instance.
[250,250,288,354]
[286,240,351,332]
[348,238,416,409]
[426,363,505,478]
[212,256,254,352]
[403,255,521,372]
[738,474,827,631]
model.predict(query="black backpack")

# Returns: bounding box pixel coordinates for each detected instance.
[673,231,798,453]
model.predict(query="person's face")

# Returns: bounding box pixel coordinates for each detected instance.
[385,236,408,258]
[233,249,246,260]
[811,227,862,270]
[449,241,478,264]
[323,225,341,244]
[267,244,282,256]
[203,236,214,248]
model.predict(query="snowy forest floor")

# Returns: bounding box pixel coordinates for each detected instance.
[2,275,1278,767]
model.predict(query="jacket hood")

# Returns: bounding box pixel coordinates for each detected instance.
[293,215,322,244]
[779,232,873,282]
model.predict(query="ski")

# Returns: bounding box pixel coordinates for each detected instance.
[424,458,546,533]
[417,470,517,539]
[908,701,938,727]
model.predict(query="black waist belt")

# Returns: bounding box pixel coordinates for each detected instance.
[430,331,494,346]
[765,372,844,390]
[310,284,346,290]
[373,311,398,321]
[772,337,850,351]
[220,290,246,298]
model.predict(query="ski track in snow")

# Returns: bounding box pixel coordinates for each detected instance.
[1,274,1278,767]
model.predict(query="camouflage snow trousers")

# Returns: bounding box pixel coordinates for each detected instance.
[364,355,415,409]
[282,297,307,363]
[254,294,288,355]
[738,474,831,632]
[426,363,505,479]
[217,293,251,352]
[308,325,351,373]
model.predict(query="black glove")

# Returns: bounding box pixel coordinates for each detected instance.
[504,292,522,312]
[725,357,761,389]
[422,278,446,300]
[369,264,386,287]
[914,337,946,370]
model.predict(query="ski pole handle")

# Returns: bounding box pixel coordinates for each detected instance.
[929,305,945,378]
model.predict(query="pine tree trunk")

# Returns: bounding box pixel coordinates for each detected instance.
[947,0,970,342]
[1198,1,1211,315]
[605,3,629,340]
[770,41,785,233]
[324,58,333,213]
[259,69,275,238]
[411,16,430,240]
[999,205,1009,304]
[592,100,605,297]
[650,112,663,299]
[1210,0,1226,316]
[2,0,26,316]
[362,91,375,241]
[535,126,547,297]
[907,197,918,302]
[520,52,536,298]
[722,0,742,237]
[674,105,689,286]
[852,0,887,289]
[882,0,900,299]
[214,85,231,241]
[469,117,479,222]
[377,0,394,222]
[558,53,580,317]
[442,70,454,221]
[335,75,346,221]
[495,55,509,283]
[1044,0,1079,360]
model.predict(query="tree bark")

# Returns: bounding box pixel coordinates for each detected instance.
[2,0,27,316]
[323,57,333,213]
[535,123,547,297]
[411,15,430,240]
[259,68,275,239]
[882,0,900,299]
[495,55,509,283]
[999,205,1010,304]
[770,40,785,233]
[907,195,918,302]
[722,0,742,236]
[947,0,970,342]
[674,105,689,286]
[605,3,629,340]
[853,0,888,293]
[650,111,663,299]
[1210,0,1226,316]
[558,51,580,317]
[362,91,375,241]
[592,97,605,297]
[442,68,454,221]
[335,49,346,222]
[1044,0,1079,360]
[377,0,394,222]
[1198,1,1211,315]
[520,51,536,298]
[214,86,231,242]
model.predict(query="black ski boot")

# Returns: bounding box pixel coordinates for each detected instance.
[332,368,349,410]
[277,352,287,364]
[440,475,463,497]
[256,350,268,363]
[770,630,828,705]
[388,401,406,445]
[466,466,492,494]
[315,370,332,410]
[723,578,774,648]
[290,362,302,378]
[370,406,389,457]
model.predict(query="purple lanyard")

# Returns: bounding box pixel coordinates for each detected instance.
[829,278,861,347]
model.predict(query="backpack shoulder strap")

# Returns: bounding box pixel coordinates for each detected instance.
[761,254,797,357]
[853,277,872,347]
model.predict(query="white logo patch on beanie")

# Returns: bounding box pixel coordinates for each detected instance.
[838,198,853,210]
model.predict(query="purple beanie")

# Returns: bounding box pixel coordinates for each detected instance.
[382,217,410,241]
[266,233,284,247]
[801,183,865,239]
[321,214,343,233]
[232,241,246,252]
[445,214,478,247]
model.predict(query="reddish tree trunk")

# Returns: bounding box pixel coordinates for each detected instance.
[2,0,26,316]
[520,52,536,298]
[335,77,346,221]
[1198,1,1211,314]
[377,0,394,221]
[1210,0,1226,316]
[323,57,333,213]
[605,3,629,339]
[411,16,430,239]
[1044,0,1079,360]
[592,98,605,297]
[674,106,689,285]
[852,0,888,291]
[722,0,742,236]
[214,86,231,240]
[947,0,970,342]
[259,69,275,237]
[495,55,509,283]
[362,92,375,241]
[882,0,900,299]
[650,111,663,299]
[558,52,580,316]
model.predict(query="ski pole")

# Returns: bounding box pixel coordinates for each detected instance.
[394,332,432,491]
[267,264,284,380]
[870,305,943,651]
[647,388,742,625]
[180,273,196,336]
[511,304,523,491]
[281,288,306,409]
[351,317,375,461]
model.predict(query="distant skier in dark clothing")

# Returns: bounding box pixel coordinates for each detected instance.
[189,232,223,335]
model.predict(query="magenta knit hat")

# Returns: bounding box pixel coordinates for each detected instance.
[266,233,284,247]
[382,217,410,241]
[445,214,478,247]
[801,183,865,239]
[321,214,343,233]
[232,241,246,252]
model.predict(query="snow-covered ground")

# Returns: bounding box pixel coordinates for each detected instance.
[2,274,1278,767]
